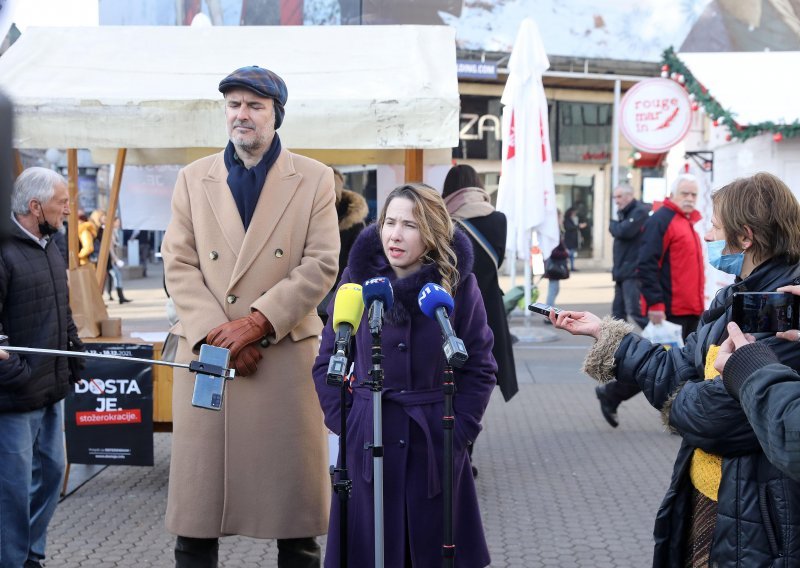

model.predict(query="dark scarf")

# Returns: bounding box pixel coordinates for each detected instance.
[346,224,474,325]
[223,134,282,231]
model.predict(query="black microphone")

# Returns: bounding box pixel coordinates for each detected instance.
[326,283,365,386]
[417,283,468,368]
[362,277,394,336]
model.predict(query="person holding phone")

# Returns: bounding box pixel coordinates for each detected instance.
[312,184,496,567]
[713,286,800,482]
[547,172,800,566]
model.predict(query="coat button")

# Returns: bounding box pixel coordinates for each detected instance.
[260,338,269,348]
[275,249,284,258]
[209,251,219,260]
[226,294,237,304]
[397,342,407,352]
[398,439,406,448]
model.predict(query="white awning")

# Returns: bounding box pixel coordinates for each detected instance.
[679,51,800,125]
[0,25,459,150]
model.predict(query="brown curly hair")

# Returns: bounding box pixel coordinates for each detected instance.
[377,183,460,294]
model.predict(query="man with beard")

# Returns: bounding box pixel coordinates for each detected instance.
[596,175,704,428]
[162,66,339,568]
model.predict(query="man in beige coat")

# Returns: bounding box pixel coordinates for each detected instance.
[162,66,339,568]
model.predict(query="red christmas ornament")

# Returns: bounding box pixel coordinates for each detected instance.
[661,64,669,72]
[774,132,784,142]
[725,134,732,141]
[691,102,699,111]
[713,119,719,127]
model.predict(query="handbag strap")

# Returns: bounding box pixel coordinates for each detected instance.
[456,219,499,270]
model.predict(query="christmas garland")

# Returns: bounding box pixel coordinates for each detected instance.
[661,46,800,142]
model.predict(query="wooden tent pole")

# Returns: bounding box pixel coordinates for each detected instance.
[95,148,126,288]
[13,150,23,178]
[67,149,79,270]
[404,149,423,183]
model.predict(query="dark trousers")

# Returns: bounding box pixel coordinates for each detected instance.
[175,536,321,568]
[612,279,649,329]
[604,313,700,406]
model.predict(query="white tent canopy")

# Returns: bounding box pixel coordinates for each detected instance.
[679,51,800,125]
[0,25,459,151]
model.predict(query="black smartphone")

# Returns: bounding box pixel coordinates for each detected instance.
[731,292,800,333]
[191,344,232,411]
[528,302,561,317]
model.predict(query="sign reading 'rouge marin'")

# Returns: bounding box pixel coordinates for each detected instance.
[620,78,693,153]
[65,343,154,466]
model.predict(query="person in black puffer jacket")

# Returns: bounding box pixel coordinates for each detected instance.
[0,167,84,568]
[548,172,800,567]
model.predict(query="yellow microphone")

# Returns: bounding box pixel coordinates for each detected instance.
[327,283,364,386]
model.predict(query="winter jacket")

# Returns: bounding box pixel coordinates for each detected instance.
[563,214,581,250]
[721,341,800,482]
[312,226,497,568]
[0,222,80,412]
[317,188,369,319]
[335,188,369,283]
[637,198,704,317]
[610,198,650,281]
[583,256,800,566]
[458,211,518,402]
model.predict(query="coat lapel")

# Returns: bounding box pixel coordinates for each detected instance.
[201,152,246,256]
[230,149,301,288]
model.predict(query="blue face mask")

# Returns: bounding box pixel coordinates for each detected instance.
[707,239,745,276]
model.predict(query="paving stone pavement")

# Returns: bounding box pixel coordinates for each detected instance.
[45,264,682,566]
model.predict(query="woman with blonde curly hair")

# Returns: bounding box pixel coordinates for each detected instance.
[313,183,497,567]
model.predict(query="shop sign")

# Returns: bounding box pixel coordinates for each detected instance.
[620,78,692,153]
[460,113,502,141]
[65,343,154,466]
[457,59,498,80]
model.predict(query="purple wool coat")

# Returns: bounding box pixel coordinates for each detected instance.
[312,226,497,568]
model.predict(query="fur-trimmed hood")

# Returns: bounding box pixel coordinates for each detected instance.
[347,224,474,324]
[337,189,369,232]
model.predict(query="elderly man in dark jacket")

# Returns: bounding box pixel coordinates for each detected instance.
[609,184,649,328]
[596,175,703,428]
[0,167,83,568]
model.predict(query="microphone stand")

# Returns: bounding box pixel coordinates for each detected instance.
[364,310,385,568]
[441,364,456,567]
[327,338,351,568]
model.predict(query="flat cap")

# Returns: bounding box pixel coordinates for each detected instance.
[219,66,288,129]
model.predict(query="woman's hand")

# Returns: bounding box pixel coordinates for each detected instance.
[550,309,603,339]
[714,322,755,377]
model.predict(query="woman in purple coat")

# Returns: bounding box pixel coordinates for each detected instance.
[313,183,497,567]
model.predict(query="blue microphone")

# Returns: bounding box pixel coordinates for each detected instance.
[417,283,468,368]
[363,277,394,336]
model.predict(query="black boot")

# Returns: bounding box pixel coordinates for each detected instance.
[106,277,114,301]
[117,287,132,304]
[175,536,218,568]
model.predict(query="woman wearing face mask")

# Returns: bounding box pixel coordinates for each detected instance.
[546,172,800,566]
[312,183,496,567]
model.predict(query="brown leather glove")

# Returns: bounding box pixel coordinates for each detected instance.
[231,343,262,377]
[206,310,272,358]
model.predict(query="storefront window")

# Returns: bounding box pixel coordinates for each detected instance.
[554,173,594,258]
[555,102,612,164]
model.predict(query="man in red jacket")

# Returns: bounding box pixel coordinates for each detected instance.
[596,174,705,427]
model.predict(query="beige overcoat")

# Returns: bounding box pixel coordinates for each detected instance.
[161,148,339,539]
